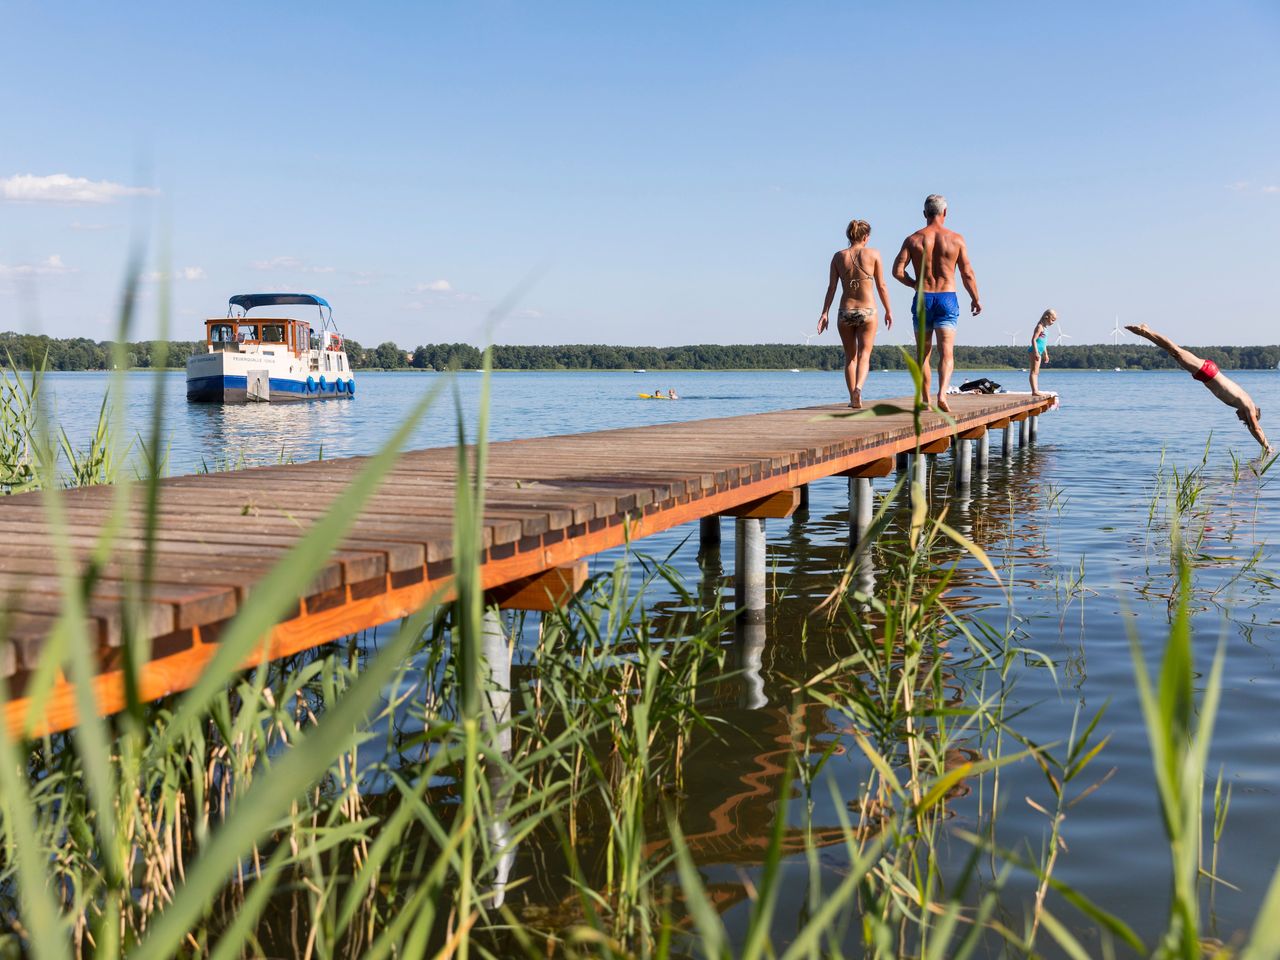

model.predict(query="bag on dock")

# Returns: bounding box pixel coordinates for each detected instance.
[959,377,1002,394]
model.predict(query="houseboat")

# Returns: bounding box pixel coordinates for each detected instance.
[186,293,355,403]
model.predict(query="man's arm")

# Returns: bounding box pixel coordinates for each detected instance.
[818,254,839,333]
[891,240,918,290]
[1245,407,1270,452]
[956,237,982,315]
[873,252,893,329]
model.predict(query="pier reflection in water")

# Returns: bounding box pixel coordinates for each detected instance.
[455,429,1063,940]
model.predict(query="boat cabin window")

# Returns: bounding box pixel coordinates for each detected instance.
[261,324,286,344]
[324,352,332,372]
[236,323,259,342]
[338,355,344,371]
[210,323,234,343]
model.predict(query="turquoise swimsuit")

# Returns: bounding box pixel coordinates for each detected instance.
[1029,336,1047,358]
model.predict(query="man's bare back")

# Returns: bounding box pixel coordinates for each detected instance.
[892,223,980,303]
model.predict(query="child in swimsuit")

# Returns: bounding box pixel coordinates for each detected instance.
[1028,309,1057,396]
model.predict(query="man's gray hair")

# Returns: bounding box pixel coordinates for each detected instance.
[924,194,947,218]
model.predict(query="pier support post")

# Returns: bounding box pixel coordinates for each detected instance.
[481,608,511,754]
[798,483,810,510]
[734,518,766,625]
[1019,417,1029,448]
[848,476,874,546]
[1029,415,1039,443]
[1003,425,1013,459]
[699,516,721,549]
[896,450,909,472]
[955,438,973,491]
[976,430,990,474]
[911,451,928,488]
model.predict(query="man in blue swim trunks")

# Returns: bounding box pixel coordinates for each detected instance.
[892,194,982,413]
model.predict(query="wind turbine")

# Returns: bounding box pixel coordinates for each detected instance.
[1053,326,1073,346]
[1004,330,1019,346]
[801,330,818,345]
[1110,316,1125,345]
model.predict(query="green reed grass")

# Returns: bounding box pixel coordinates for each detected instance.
[4,273,1280,959]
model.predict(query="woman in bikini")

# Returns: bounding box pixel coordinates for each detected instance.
[818,219,893,408]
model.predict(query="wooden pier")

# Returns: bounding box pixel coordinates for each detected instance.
[0,392,1051,736]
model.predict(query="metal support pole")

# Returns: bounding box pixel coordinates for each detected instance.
[699,515,721,549]
[1003,425,1013,459]
[912,451,928,487]
[896,450,909,472]
[734,517,766,625]
[1029,414,1039,443]
[798,483,810,510]
[481,608,511,754]
[955,438,973,491]
[976,430,990,474]
[1019,418,1029,448]
[849,476,874,546]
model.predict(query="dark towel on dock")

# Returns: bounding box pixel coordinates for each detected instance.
[959,377,1002,394]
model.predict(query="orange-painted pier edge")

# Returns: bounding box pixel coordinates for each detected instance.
[0,393,1051,737]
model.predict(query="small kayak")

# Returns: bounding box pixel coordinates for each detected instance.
[637,393,676,400]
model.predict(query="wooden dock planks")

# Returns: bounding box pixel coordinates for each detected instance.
[0,393,1051,735]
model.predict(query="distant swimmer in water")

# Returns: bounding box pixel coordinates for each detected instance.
[1028,309,1057,396]
[892,194,982,414]
[668,388,678,400]
[1126,324,1270,453]
[817,218,893,409]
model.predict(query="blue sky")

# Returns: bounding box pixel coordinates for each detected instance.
[1,0,1277,347]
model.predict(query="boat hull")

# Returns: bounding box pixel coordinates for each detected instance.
[186,351,355,404]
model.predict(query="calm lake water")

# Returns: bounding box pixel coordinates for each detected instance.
[34,367,1280,951]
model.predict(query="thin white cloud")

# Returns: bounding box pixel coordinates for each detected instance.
[411,279,480,302]
[1226,180,1279,195]
[143,266,206,282]
[251,255,335,273]
[1,173,158,204]
[511,308,544,320]
[0,254,75,277]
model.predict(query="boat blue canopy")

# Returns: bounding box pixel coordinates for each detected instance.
[229,293,330,312]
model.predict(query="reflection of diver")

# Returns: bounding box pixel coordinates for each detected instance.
[481,609,516,907]
[734,619,767,708]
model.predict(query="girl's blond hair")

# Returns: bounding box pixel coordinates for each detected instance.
[845,219,871,245]
[1041,309,1058,323]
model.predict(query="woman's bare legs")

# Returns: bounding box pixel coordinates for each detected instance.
[1029,354,1041,395]
[836,319,861,407]
[853,321,877,402]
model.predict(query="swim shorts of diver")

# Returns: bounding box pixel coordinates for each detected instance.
[909,291,960,331]
[838,306,876,328]
[1193,358,1219,382]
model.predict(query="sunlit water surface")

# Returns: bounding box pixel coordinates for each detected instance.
[37,368,1280,952]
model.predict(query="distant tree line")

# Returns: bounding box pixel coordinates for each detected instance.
[3,331,1280,372]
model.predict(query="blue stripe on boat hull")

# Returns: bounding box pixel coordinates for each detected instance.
[186,374,354,403]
